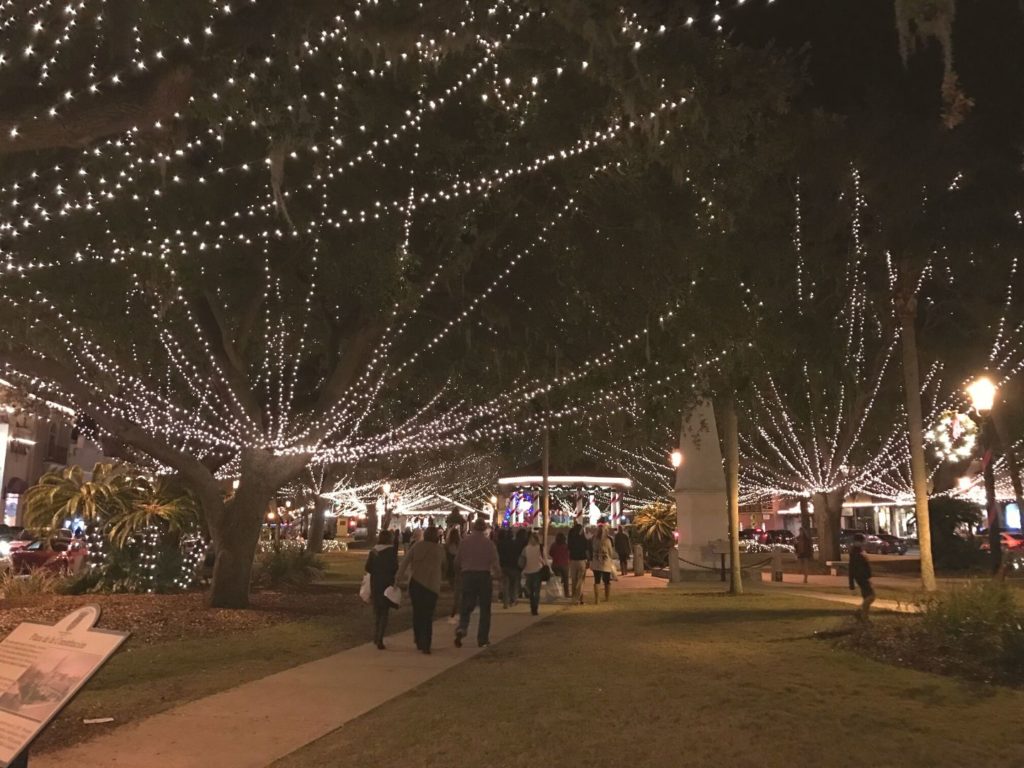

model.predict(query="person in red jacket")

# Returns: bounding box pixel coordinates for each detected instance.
[548,532,570,598]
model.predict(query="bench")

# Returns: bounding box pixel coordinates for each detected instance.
[825,560,847,577]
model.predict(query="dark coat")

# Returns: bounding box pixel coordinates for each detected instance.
[849,547,872,587]
[614,531,631,558]
[498,536,524,569]
[365,545,399,602]
[567,526,589,560]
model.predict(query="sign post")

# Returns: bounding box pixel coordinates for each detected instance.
[0,605,129,767]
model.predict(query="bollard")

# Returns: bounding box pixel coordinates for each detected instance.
[632,543,645,576]
[669,547,680,582]
[720,552,727,582]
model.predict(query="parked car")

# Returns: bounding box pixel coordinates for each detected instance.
[762,529,795,546]
[839,530,891,554]
[876,533,908,555]
[739,528,763,542]
[979,532,1024,551]
[10,538,88,575]
[0,525,26,557]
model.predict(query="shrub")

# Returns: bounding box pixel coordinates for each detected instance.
[927,497,985,570]
[919,581,1024,675]
[850,580,1024,685]
[0,568,69,598]
[252,546,325,589]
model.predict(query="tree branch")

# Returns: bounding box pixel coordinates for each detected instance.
[0,350,224,515]
[310,322,385,420]
[193,292,265,431]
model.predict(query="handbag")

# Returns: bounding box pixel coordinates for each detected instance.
[383,584,402,608]
[538,564,552,582]
[359,573,372,604]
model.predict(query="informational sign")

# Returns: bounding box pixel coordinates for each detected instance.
[0,606,128,767]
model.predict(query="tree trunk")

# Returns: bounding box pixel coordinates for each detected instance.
[896,289,937,591]
[308,496,329,554]
[366,502,378,546]
[721,397,743,595]
[813,491,843,563]
[209,482,273,608]
[981,416,1003,576]
[206,448,310,608]
[799,496,812,556]
[542,426,551,550]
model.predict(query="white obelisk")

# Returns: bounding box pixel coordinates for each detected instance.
[673,400,728,575]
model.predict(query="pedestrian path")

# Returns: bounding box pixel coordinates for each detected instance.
[33,602,561,768]
[760,580,920,613]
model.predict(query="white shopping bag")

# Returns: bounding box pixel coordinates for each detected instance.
[384,585,402,608]
[359,573,372,603]
[544,578,564,602]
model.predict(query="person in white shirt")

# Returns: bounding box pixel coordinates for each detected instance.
[520,531,548,616]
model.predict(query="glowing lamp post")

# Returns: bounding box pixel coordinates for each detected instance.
[670,450,683,469]
[967,376,1001,574]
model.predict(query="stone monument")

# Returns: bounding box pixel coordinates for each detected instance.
[672,400,728,579]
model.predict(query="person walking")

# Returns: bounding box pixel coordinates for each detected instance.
[848,533,876,621]
[795,526,814,583]
[445,526,462,623]
[520,531,547,616]
[365,530,399,650]
[398,524,444,653]
[614,525,631,576]
[567,521,589,605]
[590,525,615,604]
[548,531,570,598]
[454,518,502,648]
[498,528,525,608]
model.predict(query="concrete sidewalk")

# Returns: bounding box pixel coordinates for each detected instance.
[33,601,560,768]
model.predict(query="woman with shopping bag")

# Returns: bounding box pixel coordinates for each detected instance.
[365,529,399,650]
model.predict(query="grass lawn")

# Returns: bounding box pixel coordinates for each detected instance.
[31,550,451,753]
[276,587,1024,768]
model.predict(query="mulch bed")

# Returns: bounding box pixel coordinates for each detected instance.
[0,589,357,645]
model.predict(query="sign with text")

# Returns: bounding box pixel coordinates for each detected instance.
[0,606,128,766]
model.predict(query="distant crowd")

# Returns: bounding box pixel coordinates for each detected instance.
[364,515,634,652]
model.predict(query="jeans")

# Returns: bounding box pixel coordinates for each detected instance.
[552,564,569,597]
[409,578,439,651]
[524,571,542,614]
[501,566,521,608]
[372,599,391,644]
[449,570,462,617]
[569,559,588,601]
[458,571,494,645]
[619,556,629,574]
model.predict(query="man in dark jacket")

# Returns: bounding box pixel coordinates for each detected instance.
[848,533,875,621]
[614,526,631,575]
[567,521,589,605]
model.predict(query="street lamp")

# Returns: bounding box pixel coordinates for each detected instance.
[967,376,1001,574]
[670,449,683,469]
[967,377,997,413]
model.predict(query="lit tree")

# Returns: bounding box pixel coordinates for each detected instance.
[0,2,783,606]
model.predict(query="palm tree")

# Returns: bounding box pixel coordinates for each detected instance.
[106,476,200,549]
[22,463,132,530]
[632,501,676,567]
